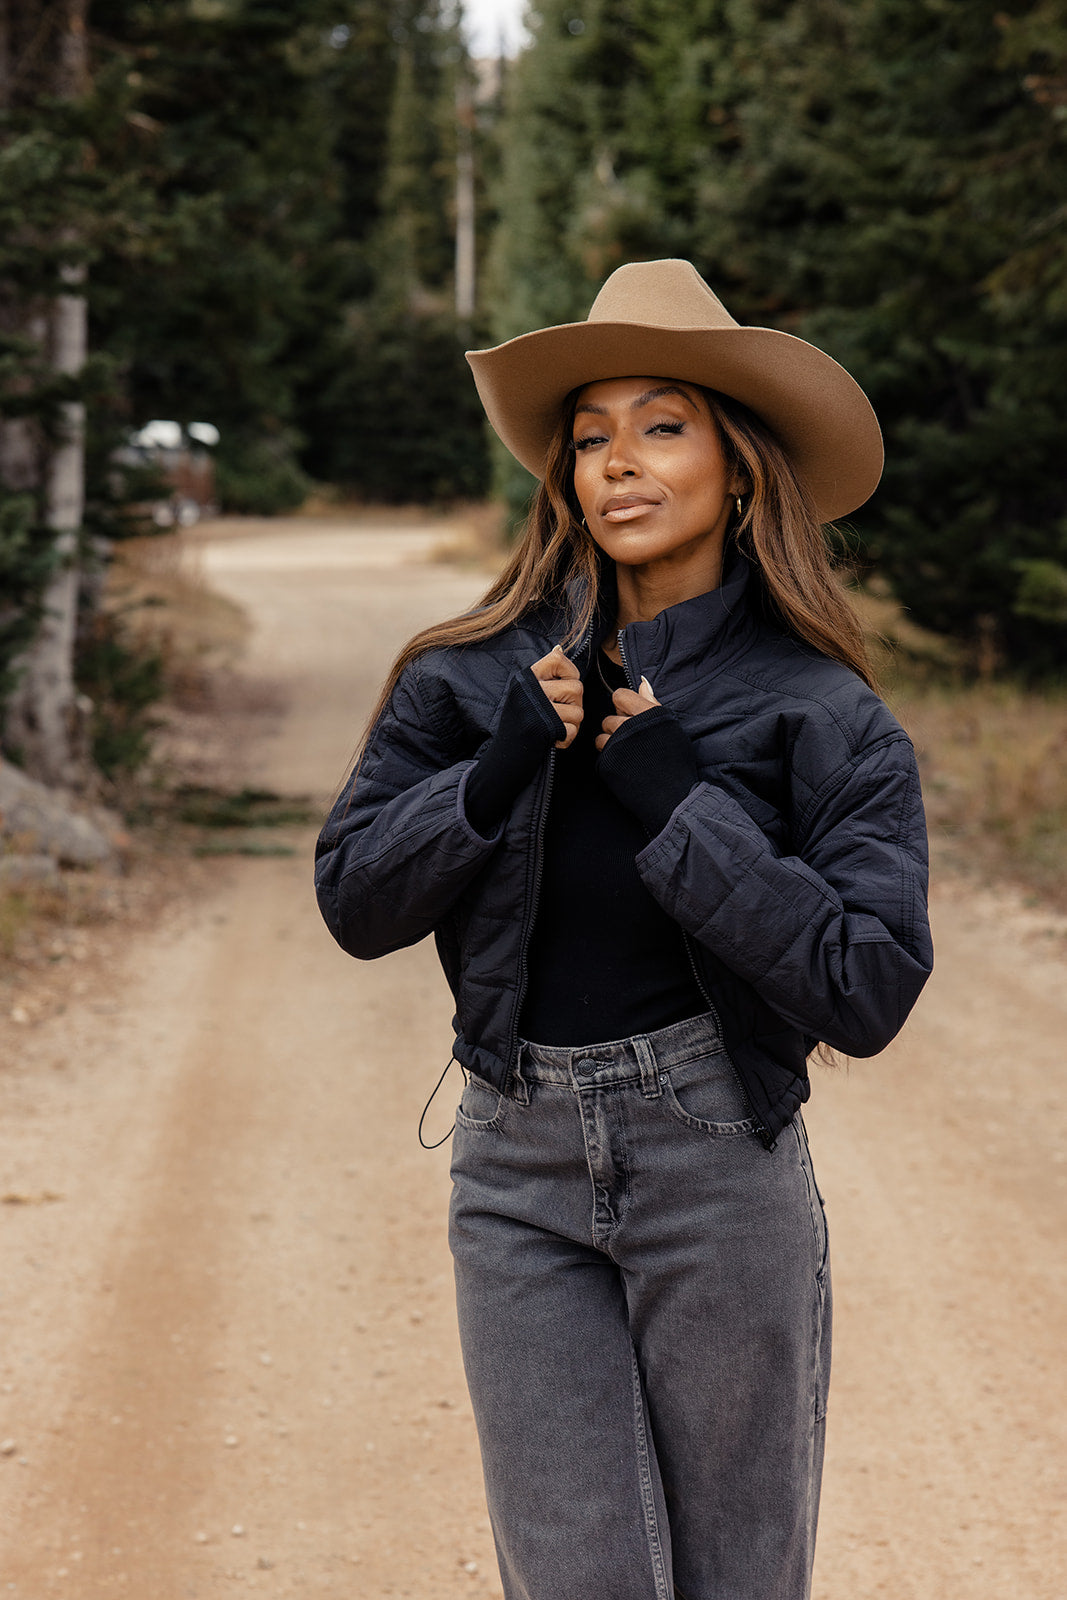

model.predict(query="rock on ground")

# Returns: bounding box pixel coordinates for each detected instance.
[0,758,123,868]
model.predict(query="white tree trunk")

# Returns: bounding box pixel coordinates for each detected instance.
[4,269,88,786]
[2,0,90,786]
[454,75,476,324]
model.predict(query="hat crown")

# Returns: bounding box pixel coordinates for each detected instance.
[587,259,739,333]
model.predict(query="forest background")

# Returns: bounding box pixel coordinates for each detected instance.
[0,0,1065,893]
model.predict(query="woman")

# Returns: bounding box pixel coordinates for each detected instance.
[315,259,933,1600]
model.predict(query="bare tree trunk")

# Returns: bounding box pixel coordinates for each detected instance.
[5,271,88,784]
[1,0,90,785]
[454,73,476,326]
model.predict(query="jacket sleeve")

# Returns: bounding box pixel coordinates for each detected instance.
[635,730,933,1056]
[314,661,509,960]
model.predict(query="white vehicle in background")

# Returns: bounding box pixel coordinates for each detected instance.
[119,419,221,527]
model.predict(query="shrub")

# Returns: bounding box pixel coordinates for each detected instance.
[75,611,166,780]
[214,435,311,516]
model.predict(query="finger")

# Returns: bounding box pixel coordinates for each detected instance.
[551,701,583,750]
[531,646,580,681]
[554,703,583,729]
[544,677,584,705]
[600,714,626,738]
[556,706,582,747]
[611,687,655,716]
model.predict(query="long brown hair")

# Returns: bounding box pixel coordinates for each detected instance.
[360,385,876,748]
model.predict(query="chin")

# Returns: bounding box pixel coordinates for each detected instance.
[598,531,682,564]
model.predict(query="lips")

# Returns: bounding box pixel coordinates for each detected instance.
[600,495,661,522]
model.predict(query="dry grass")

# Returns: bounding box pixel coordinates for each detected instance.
[0,848,215,1027]
[893,683,1067,906]
[101,532,250,707]
[0,876,124,968]
[426,500,509,570]
[852,584,1067,908]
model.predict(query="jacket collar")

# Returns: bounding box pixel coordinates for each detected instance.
[614,549,761,693]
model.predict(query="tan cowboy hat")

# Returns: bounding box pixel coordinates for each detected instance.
[466,259,883,522]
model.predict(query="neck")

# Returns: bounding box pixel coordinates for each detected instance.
[614,545,725,632]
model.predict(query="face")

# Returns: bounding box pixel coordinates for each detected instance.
[570,377,740,585]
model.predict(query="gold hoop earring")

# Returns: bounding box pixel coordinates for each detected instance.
[735,496,743,517]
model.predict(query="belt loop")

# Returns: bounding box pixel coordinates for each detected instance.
[633,1034,661,1099]
[506,1044,530,1106]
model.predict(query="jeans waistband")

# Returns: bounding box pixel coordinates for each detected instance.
[508,1010,725,1098]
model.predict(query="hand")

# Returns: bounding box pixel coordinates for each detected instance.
[530,645,584,749]
[595,677,659,753]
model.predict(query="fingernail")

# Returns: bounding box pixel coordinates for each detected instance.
[640,676,654,695]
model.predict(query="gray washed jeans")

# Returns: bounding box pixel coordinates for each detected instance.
[448,1012,831,1600]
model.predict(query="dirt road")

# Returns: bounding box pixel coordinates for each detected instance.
[1,518,1064,1598]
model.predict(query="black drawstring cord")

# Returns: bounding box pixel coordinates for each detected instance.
[418,1056,464,1149]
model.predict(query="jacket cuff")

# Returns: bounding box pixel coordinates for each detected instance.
[456,762,508,845]
[464,669,563,836]
[596,704,700,835]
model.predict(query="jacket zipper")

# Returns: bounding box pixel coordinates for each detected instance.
[506,748,555,1071]
[617,627,634,688]
[619,622,774,1149]
[506,617,595,1071]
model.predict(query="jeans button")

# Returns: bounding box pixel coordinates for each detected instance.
[576,1057,598,1076]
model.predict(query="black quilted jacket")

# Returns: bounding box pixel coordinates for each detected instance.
[315,559,933,1148]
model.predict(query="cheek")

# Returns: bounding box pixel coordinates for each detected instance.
[571,458,595,511]
[677,456,728,512]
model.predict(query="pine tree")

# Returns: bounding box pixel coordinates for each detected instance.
[87,0,348,513]
[298,0,491,501]
[692,0,1067,674]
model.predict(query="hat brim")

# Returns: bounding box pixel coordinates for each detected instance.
[466,321,883,523]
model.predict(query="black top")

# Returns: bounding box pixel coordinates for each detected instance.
[509,650,706,1046]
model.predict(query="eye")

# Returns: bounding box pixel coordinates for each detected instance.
[572,433,606,452]
[648,420,684,436]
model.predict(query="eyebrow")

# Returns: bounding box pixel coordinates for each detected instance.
[574,384,702,417]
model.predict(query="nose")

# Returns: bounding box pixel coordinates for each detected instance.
[604,430,642,480]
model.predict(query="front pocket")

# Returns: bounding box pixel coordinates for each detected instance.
[455,1074,507,1131]
[658,1053,757,1137]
